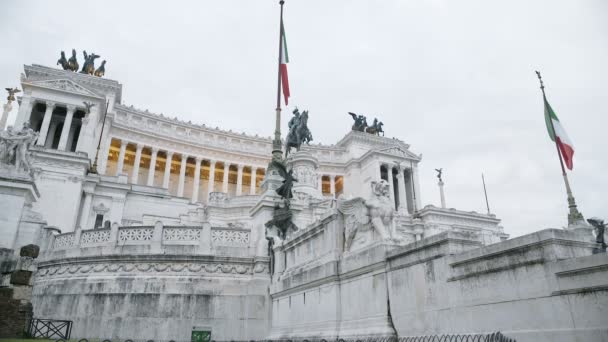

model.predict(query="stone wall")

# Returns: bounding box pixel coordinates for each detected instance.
[0,245,39,338]
[32,224,270,341]
[386,229,608,342]
[268,224,607,341]
[33,260,269,340]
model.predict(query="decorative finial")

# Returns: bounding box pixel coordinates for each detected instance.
[535,70,544,90]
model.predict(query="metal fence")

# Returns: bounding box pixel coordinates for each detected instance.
[57,333,515,342]
[28,318,73,340]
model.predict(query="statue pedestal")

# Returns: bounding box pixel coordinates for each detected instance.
[260,165,284,196]
[0,167,40,250]
[288,150,322,199]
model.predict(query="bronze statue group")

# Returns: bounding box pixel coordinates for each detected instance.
[57,49,106,77]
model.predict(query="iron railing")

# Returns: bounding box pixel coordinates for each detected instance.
[28,318,72,339]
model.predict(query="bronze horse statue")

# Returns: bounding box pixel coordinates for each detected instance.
[285,110,312,157]
[57,51,69,70]
[365,118,385,136]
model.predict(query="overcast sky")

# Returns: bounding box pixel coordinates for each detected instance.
[1,0,606,237]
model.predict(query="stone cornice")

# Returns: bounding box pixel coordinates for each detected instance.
[24,64,122,101]
[418,205,501,224]
[336,130,410,149]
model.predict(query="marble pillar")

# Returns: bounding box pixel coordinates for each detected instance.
[116,140,128,176]
[58,105,75,151]
[163,151,174,189]
[222,162,230,193]
[236,164,244,196]
[250,167,258,195]
[36,101,55,146]
[208,160,216,195]
[147,147,159,186]
[386,165,395,208]
[192,157,202,203]
[396,169,407,212]
[177,154,188,197]
[131,144,144,184]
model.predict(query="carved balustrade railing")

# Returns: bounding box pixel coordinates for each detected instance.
[211,227,250,247]
[53,232,75,249]
[162,226,202,244]
[48,224,251,252]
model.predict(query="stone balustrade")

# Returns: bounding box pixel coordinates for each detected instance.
[48,223,252,254]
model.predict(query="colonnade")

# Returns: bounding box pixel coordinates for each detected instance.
[23,100,86,152]
[109,138,266,203]
[379,162,416,214]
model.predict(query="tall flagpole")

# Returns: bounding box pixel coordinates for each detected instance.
[481,173,491,214]
[89,99,110,174]
[272,0,286,161]
[535,71,584,227]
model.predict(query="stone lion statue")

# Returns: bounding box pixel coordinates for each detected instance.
[337,180,400,251]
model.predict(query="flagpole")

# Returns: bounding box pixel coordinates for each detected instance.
[272,0,286,161]
[89,99,110,174]
[482,173,491,214]
[535,71,584,227]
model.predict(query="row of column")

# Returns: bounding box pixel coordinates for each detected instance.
[380,162,415,213]
[113,139,265,202]
[34,101,84,151]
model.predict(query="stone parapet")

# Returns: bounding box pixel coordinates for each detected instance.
[41,222,258,260]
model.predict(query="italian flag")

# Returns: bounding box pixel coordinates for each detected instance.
[544,95,575,170]
[280,21,290,105]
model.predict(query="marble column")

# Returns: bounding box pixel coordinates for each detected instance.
[13,96,34,129]
[208,159,216,195]
[116,140,128,176]
[236,164,244,196]
[177,154,188,197]
[222,162,230,193]
[250,167,258,195]
[79,192,93,229]
[163,151,174,189]
[330,175,336,198]
[192,157,202,203]
[75,115,89,153]
[58,105,76,151]
[147,147,159,186]
[412,165,422,210]
[396,169,407,212]
[36,101,55,146]
[386,165,395,209]
[0,102,12,131]
[131,143,144,184]
[45,122,58,148]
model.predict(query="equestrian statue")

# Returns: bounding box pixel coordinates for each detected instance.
[285,107,313,157]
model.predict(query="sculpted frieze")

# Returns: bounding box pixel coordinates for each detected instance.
[35,260,267,278]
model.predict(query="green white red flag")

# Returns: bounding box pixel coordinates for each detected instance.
[280,21,290,105]
[543,95,575,170]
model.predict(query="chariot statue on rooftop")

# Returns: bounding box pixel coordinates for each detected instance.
[348,112,368,132]
[68,49,79,72]
[57,51,69,70]
[81,50,100,75]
